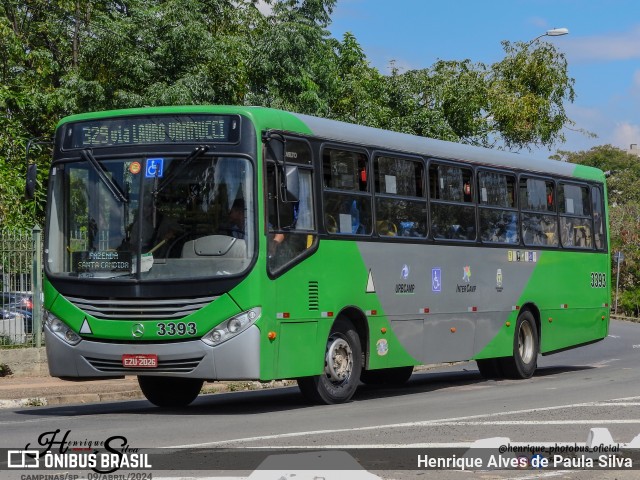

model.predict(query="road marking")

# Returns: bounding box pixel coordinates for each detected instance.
[163,396,640,448]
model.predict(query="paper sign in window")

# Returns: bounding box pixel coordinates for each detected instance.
[339,214,352,233]
[385,175,397,194]
[565,198,574,214]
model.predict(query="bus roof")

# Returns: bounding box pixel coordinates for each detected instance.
[56,105,605,182]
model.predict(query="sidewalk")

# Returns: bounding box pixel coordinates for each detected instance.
[0,374,296,409]
[0,375,145,408]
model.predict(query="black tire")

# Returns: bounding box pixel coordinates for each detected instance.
[297,318,362,404]
[360,366,413,385]
[499,310,539,379]
[138,376,203,407]
[476,358,504,379]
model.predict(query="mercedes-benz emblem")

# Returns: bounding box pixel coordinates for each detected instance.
[132,323,145,338]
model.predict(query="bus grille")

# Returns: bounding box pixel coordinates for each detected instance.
[66,295,218,320]
[84,356,204,373]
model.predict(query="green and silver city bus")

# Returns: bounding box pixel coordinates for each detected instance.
[39,106,611,406]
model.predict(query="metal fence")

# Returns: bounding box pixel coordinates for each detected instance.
[0,227,43,348]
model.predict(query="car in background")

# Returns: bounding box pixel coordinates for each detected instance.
[1,292,33,311]
[0,292,33,334]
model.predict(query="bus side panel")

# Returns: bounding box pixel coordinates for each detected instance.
[357,243,538,364]
[267,240,419,379]
[474,250,609,358]
[276,321,321,378]
[530,251,610,353]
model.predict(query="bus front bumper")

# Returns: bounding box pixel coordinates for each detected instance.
[44,324,261,380]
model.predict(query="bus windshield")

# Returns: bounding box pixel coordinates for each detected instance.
[47,154,254,281]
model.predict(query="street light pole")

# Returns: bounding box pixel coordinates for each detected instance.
[526,27,569,47]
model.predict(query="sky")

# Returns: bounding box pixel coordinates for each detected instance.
[326,0,640,160]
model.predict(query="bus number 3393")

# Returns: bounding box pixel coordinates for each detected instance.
[157,322,197,336]
[590,272,607,289]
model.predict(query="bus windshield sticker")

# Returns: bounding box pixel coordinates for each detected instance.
[146,158,164,178]
[72,251,133,274]
[129,161,141,174]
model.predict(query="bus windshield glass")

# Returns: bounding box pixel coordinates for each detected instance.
[47,155,254,281]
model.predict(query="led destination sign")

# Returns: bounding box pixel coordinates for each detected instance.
[63,114,240,149]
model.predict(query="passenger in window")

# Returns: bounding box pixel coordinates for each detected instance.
[546,185,555,211]
[377,220,397,236]
[542,219,557,246]
[463,181,473,202]
[593,212,604,249]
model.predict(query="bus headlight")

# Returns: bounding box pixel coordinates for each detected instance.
[45,311,82,346]
[201,307,261,347]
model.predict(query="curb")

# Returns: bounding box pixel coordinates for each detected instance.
[0,380,298,409]
[0,366,448,410]
[0,390,145,409]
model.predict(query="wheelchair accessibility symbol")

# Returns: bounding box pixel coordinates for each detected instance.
[145,158,164,178]
[432,267,442,292]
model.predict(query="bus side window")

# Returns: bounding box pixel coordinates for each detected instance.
[323,148,371,235]
[592,186,606,250]
[429,163,476,241]
[374,155,426,238]
[520,177,558,247]
[558,183,593,250]
[266,138,317,273]
[478,171,518,244]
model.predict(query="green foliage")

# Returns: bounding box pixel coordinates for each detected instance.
[0,0,578,231]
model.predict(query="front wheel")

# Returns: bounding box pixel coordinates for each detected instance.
[499,310,539,379]
[297,318,362,404]
[138,376,203,407]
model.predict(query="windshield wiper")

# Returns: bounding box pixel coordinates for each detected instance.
[155,145,209,195]
[80,149,128,203]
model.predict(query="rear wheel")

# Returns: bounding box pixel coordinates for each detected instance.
[138,376,203,407]
[297,318,362,404]
[360,366,413,385]
[499,310,539,379]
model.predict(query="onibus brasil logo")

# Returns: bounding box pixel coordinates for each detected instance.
[7,429,151,473]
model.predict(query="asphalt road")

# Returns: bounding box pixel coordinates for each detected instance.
[1,319,640,480]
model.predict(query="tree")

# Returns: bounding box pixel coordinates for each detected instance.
[377,40,575,150]
[0,0,579,231]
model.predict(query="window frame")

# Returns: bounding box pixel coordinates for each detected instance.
[477,167,519,245]
[427,158,477,243]
[263,134,319,278]
[320,143,373,237]
[557,180,595,250]
[372,151,428,239]
[518,174,559,248]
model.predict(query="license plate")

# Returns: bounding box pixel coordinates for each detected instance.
[122,354,158,368]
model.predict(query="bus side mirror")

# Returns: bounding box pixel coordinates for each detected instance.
[26,163,37,200]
